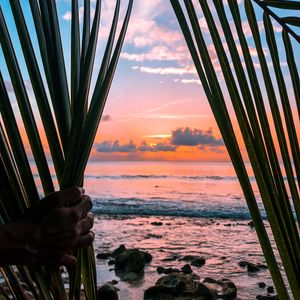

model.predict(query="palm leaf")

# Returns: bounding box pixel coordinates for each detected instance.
[172,0,300,298]
[0,0,133,299]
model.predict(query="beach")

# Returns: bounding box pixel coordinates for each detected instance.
[41,160,277,298]
[94,215,276,299]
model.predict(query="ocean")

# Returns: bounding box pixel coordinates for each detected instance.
[84,161,264,220]
[36,160,279,299]
[85,161,277,299]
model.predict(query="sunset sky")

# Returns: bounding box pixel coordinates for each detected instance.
[1,1,298,161]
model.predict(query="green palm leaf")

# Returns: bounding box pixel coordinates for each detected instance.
[0,0,133,298]
[172,0,300,298]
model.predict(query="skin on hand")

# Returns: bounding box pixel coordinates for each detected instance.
[0,187,94,267]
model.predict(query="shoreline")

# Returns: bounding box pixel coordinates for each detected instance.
[94,214,277,299]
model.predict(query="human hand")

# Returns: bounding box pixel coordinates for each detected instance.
[0,187,94,267]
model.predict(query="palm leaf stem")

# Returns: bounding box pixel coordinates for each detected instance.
[65,0,102,189]
[252,0,300,43]
[0,8,54,195]
[264,13,300,187]
[71,0,81,116]
[0,73,39,205]
[282,31,300,123]
[71,0,133,187]
[38,0,71,154]
[228,0,300,229]
[8,0,65,183]
[171,0,292,297]
[81,0,91,68]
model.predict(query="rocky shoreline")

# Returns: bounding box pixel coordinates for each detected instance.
[96,244,278,300]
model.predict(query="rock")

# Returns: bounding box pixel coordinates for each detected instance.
[181,255,206,267]
[96,252,111,259]
[108,280,118,285]
[256,295,278,300]
[219,278,237,299]
[156,266,165,274]
[162,254,179,262]
[121,272,142,282]
[114,248,152,280]
[145,234,163,239]
[258,282,266,288]
[144,273,217,300]
[248,220,254,227]
[204,278,237,299]
[204,277,217,284]
[112,245,127,258]
[97,284,119,300]
[151,221,163,226]
[191,257,206,267]
[247,263,260,273]
[144,286,174,300]
[258,264,268,269]
[238,260,248,267]
[156,273,186,293]
[156,267,180,274]
[108,259,115,265]
[181,264,193,274]
[267,286,274,293]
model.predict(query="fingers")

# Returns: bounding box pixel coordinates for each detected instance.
[76,231,95,248]
[72,195,92,222]
[60,253,77,267]
[57,187,84,207]
[78,213,94,235]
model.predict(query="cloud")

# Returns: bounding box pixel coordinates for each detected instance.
[101,114,112,121]
[95,140,136,153]
[180,79,201,85]
[4,80,33,93]
[95,140,177,153]
[122,45,187,62]
[62,11,72,21]
[138,141,177,152]
[134,66,196,76]
[171,127,224,147]
[62,6,95,22]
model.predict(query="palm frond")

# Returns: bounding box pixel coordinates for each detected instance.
[172,0,300,298]
[0,0,133,298]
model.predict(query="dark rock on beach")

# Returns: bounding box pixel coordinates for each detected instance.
[112,245,152,281]
[256,295,278,300]
[247,263,260,273]
[180,255,206,267]
[115,248,152,273]
[96,252,112,259]
[181,264,193,274]
[238,260,266,273]
[204,277,237,299]
[97,283,119,300]
[258,282,266,288]
[267,286,274,293]
[162,254,180,262]
[156,266,181,274]
[144,273,217,300]
[112,245,127,258]
[145,233,163,239]
[238,260,248,268]
[248,220,255,227]
[151,221,163,226]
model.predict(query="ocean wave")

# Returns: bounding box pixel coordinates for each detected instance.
[84,174,242,181]
[92,197,266,220]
